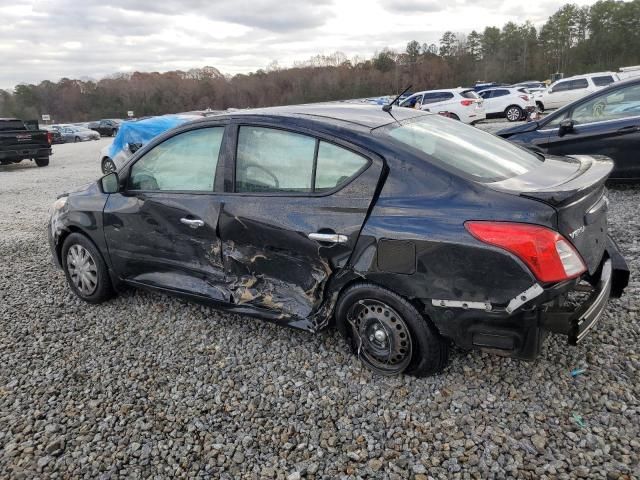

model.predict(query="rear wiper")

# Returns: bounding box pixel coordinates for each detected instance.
[382,85,412,113]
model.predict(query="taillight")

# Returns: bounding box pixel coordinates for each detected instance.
[464,221,586,283]
[460,99,474,106]
[519,95,529,101]
[46,132,53,145]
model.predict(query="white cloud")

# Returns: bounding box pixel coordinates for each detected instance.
[0,0,602,89]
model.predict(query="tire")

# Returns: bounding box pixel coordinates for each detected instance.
[35,157,49,167]
[449,113,460,121]
[111,129,117,137]
[505,105,524,122]
[101,157,116,174]
[335,282,450,377]
[74,136,80,143]
[536,101,544,112]
[61,233,114,304]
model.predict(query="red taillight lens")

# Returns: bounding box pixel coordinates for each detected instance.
[464,221,586,283]
[519,95,529,101]
[46,132,53,145]
[460,99,474,106]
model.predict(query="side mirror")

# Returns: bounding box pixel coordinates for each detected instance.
[127,142,142,153]
[558,119,575,137]
[100,172,120,194]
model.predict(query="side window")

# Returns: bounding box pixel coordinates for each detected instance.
[422,93,439,104]
[129,127,223,191]
[493,90,509,98]
[235,126,315,193]
[570,79,589,90]
[571,83,640,124]
[478,91,490,99]
[315,142,368,192]
[401,95,418,108]
[439,92,454,101]
[551,81,570,93]
[592,76,614,87]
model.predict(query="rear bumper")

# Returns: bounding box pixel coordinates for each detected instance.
[0,148,51,161]
[428,235,629,359]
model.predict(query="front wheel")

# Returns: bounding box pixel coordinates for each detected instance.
[74,136,80,143]
[505,105,524,122]
[111,129,117,137]
[101,157,116,174]
[61,233,114,303]
[536,101,545,112]
[336,283,450,377]
[35,157,49,167]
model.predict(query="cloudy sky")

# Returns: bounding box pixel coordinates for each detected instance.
[0,0,600,89]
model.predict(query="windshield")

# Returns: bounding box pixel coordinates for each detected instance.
[377,115,543,182]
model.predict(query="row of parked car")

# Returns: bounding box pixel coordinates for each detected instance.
[43,119,123,144]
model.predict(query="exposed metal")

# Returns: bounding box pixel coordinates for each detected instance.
[506,283,545,314]
[431,299,492,311]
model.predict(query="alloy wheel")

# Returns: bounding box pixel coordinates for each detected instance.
[66,244,98,295]
[347,299,413,375]
[506,107,522,121]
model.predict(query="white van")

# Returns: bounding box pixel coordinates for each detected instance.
[534,72,619,111]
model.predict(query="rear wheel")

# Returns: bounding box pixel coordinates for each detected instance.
[101,157,116,174]
[505,105,524,122]
[336,283,449,377]
[35,157,49,167]
[74,136,80,143]
[61,233,114,303]
[536,101,544,112]
[449,113,460,121]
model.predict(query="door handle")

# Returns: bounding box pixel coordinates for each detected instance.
[180,218,205,229]
[308,232,348,244]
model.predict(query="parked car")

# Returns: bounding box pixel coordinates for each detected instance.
[49,104,629,377]
[399,89,486,124]
[498,77,640,180]
[42,125,64,144]
[0,118,52,167]
[59,126,100,143]
[534,72,619,111]
[477,87,536,121]
[90,119,122,137]
[99,114,201,174]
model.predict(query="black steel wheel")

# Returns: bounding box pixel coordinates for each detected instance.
[336,283,450,377]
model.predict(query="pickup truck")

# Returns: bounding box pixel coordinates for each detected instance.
[0,118,52,167]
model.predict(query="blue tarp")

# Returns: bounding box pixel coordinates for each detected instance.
[107,115,199,159]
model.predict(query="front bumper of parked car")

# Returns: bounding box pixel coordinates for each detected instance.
[428,236,629,359]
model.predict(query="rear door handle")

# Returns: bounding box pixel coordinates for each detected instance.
[308,232,348,244]
[180,217,205,229]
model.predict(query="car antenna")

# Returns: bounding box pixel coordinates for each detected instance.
[382,85,412,113]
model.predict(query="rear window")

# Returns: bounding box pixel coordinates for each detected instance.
[592,75,614,86]
[0,120,26,131]
[570,79,589,90]
[460,90,479,99]
[377,115,543,183]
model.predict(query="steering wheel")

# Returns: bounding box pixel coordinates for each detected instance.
[592,100,607,118]
[243,163,279,189]
[130,170,159,190]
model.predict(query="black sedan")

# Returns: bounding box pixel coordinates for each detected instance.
[48,105,629,376]
[90,119,122,137]
[498,78,640,180]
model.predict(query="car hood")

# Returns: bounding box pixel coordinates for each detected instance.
[496,121,540,137]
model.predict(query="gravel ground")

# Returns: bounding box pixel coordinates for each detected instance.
[0,139,638,479]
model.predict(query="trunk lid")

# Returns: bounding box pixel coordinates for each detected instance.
[490,155,613,274]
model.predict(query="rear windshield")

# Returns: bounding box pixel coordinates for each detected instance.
[376,115,543,182]
[0,120,26,131]
[460,90,480,99]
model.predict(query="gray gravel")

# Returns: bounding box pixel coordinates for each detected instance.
[0,139,639,479]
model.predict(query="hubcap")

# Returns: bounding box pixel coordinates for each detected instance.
[507,108,520,121]
[347,299,413,375]
[103,160,115,174]
[66,244,98,295]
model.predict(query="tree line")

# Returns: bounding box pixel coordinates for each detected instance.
[1,0,638,123]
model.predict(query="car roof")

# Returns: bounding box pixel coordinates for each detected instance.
[556,72,617,82]
[211,103,429,129]
[478,87,518,93]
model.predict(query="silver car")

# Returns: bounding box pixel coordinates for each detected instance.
[60,126,100,143]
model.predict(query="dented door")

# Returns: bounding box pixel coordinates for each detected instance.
[103,125,228,301]
[217,124,383,328]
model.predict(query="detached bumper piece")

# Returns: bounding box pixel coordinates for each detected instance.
[543,260,612,345]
